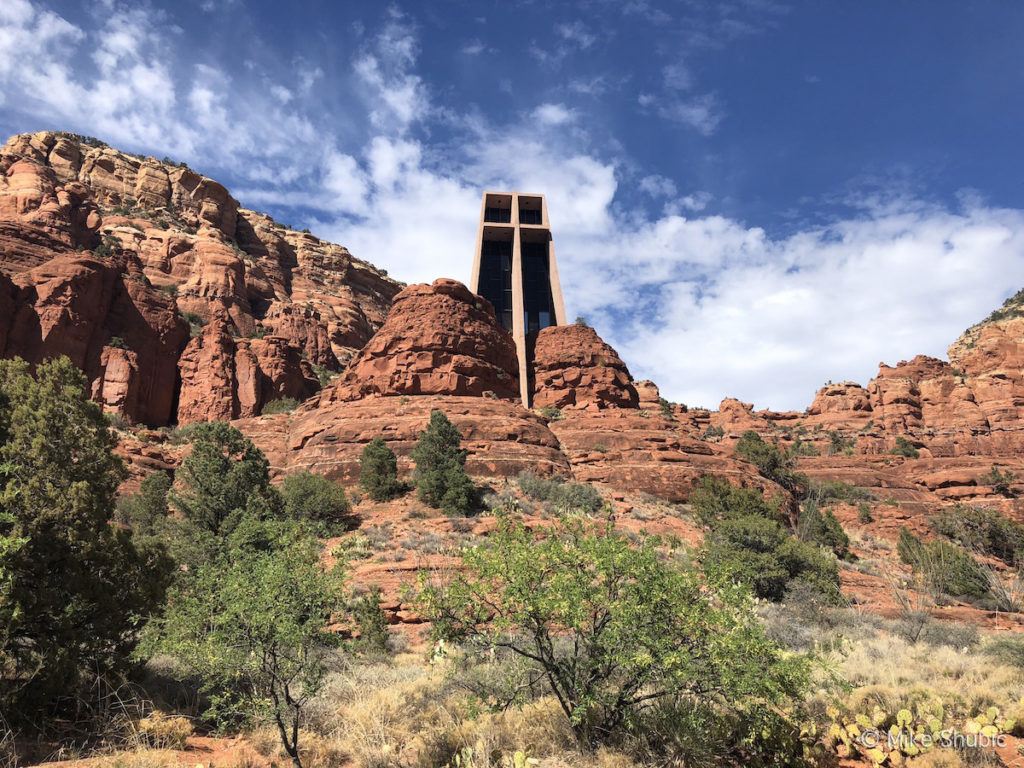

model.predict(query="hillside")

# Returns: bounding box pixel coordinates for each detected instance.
[0,131,401,426]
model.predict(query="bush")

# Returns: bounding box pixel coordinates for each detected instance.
[116,470,172,539]
[418,517,811,751]
[516,471,603,514]
[0,358,172,719]
[359,437,403,501]
[980,465,1017,497]
[735,430,804,492]
[702,424,725,439]
[890,436,920,458]
[931,504,1024,566]
[182,312,205,338]
[351,586,389,654]
[108,335,127,349]
[702,515,842,603]
[411,411,476,516]
[281,471,355,535]
[806,479,874,504]
[688,475,783,528]
[538,405,563,421]
[797,501,851,559]
[141,516,344,768]
[262,397,299,414]
[898,527,991,600]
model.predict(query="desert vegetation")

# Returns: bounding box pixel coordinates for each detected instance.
[3,359,1024,768]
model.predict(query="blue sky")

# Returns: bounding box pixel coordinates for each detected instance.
[2,0,1024,409]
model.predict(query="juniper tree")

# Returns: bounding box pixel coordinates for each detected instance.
[359,437,403,501]
[411,410,475,515]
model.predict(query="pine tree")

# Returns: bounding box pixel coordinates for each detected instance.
[359,437,403,501]
[0,357,171,716]
[411,410,475,515]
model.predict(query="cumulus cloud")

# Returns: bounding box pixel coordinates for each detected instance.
[1,1,1023,414]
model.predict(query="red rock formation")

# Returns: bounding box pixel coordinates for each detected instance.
[324,279,519,402]
[0,131,402,424]
[531,323,639,410]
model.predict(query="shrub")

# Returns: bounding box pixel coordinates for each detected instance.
[281,471,355,535]
[182,312,205,338]
[931,504,1024,566]
[702,424,725,439]
[688,475,783,528]
[806,479,874,504]
[418,517,811,750]
[516,471,603,514]
[359,437,403,501]
[108,335,127,349]
[116,470,172,539]
[797,501,851,559]
[858,502,874,523]
[574,316,590,326]
[890,436,920,458]
[411,410,476,516]
[0,358,172,719]
[538,406,563,421]
[897,527,991,600]
[351,586,390,654]
[980,465,1016,497]
[141,516,344,768]
[828,430,854,455]
[702,515,842,603]
[658,397,674,420]
[735,430,804,492]
[137,711,194,749]
[262,397,300,414]
[158,283,178,297]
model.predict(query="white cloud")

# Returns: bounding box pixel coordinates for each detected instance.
[532,102,576,126]
[555,20,597,49]
[461,39,486,55]
[2,1,1024,416]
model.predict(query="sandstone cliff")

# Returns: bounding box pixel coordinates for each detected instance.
[0,131,401,425]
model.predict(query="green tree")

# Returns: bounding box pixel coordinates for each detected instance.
[142,516,344,768]
[281,471,355,535]
[702,515,841,603]
[170,422,281,546]
[359,437,403,501]
[418,517,810,748]
[688,475,784,528]
[116,470,172,537]
[351,586,390,654]
[890,436,920,459]
[0,357,171,715]
[411,410,476,515]
[796,501,851,559]
[897,527,990,600]
[735,430,805,493]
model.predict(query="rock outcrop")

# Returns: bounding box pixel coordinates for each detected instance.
[324,279,519,402]
[0,131,401,425]
[531,323,639,410]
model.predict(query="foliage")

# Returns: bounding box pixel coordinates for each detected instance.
[931,504,1024,566]
[310,364,336,388]
[796,501,851,559]
[516,472,604,515]
[702,515,842,603]
[573,316,590,327]
[418,516,811,749]
[169,422,282,563]
[351,586,390,654]
[359,437,403,501]
[411,410,476,516]
[108,335,127,349]
[890,436,920,459]
[702,424,725,440]
[281,471,355,535]
[735,431,804,493]
[538,406,563,421]
[182,312,205,338]
[897,527,991,600]
[805,479,874,505]
[658,397,674,420]
[980,465,1016,497]
[262,397,300,414]
[688,475,783,528]
[116,470,172,540]
[858,503,874,524]
[0,357,171,717]
[141,515,344,768]
[827,431,855,456]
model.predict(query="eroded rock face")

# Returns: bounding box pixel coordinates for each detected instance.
[324,279,519,402]
[0,131,401,424]
[531,323,639,410]
[237,395,570,483]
